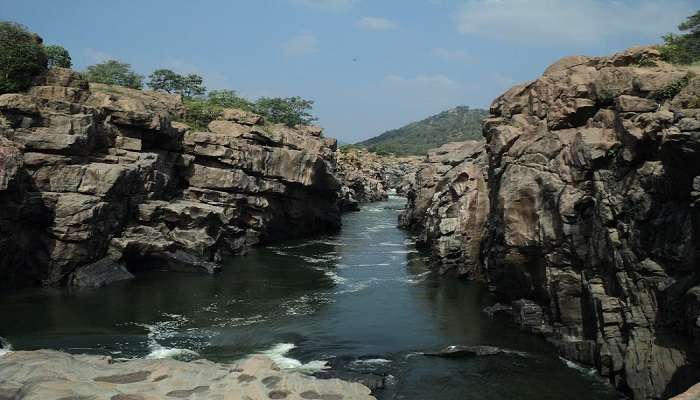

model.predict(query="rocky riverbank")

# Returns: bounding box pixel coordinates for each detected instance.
[401,47,700,398]
[0,68,341,289]
[0,350,374,400]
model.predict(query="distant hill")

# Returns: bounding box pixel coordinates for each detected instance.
[355,106,488,156]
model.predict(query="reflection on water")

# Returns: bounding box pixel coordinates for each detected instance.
[0,196,620,399]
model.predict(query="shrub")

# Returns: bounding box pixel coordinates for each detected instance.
[654,74,691,100]
[84,60,143,89]
[45,45,72,68]
[181,98,223,130]
[0,21,47,94]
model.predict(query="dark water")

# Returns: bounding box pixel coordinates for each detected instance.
[0,196,620,399]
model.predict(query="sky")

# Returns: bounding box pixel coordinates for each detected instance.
[1,0,696,143]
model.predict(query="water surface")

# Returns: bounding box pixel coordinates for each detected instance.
[0,196,620,399]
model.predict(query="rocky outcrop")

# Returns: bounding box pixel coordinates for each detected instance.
[0,350,374,399]
[399,140,489,277]
[401,47,700,398]
[336,149,421,211]
[0,68,341,288]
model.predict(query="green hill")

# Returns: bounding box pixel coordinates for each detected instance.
[355,106,488,156]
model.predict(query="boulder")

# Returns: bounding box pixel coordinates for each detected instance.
[68,257,134,288]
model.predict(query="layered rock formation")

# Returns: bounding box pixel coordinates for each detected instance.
[0,350,374,399]
[336,149,421,211]
[401,47,700,398]
[0,68,341,288]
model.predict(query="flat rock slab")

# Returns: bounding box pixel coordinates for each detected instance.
[0,350,375,400]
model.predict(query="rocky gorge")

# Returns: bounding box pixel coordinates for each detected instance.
[2,45,700,400]
[400,47,700,399]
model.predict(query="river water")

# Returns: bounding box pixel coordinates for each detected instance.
[0,196,620,399]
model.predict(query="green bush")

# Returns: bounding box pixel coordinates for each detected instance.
[181,98,223,130]
[45,45,72,68]
[0,21,47,94]
[654,74,691,100]
[84,60,143,89]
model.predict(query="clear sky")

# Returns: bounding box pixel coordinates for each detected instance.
[1,0,696,143]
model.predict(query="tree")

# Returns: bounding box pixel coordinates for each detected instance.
[147,69,181,93]
[254,96,317,127]
[84,60,143,89]
[660,10,700,64]
[207,89,254,110]
[180,74,205,98]
[147,69,205,98]
[0,21,47,94]
[45,45,72,68]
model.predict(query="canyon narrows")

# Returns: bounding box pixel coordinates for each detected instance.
[1,46,699,400]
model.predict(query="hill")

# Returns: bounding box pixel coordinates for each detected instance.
[355,106,488,156]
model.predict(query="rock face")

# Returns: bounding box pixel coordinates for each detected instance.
[0,68,341,288]
[399,140,489,277]
[336,149,422,211]
[401,47,700,398]
[0,350,374,400]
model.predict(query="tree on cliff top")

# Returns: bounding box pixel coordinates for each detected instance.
[45,45,72,68]
[254,96,317,127]
[148,69,206,98]
[661,10,700,64]
[84,60,143,89]
[0,21,47,94]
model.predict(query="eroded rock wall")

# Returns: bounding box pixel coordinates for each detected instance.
[401,47,700,398]
[0,68,341,288]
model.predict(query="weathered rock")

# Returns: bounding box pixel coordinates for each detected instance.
[68,257,134,288]
[401,46,700,399]
[399,140,489,277]
[0,350,374,400]
[0,68,342,288]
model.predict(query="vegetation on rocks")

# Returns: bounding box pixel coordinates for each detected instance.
[355,106,488,156]
[0,21,47,94]
[84,60,143,89]
[45,45,72,68]
[147,69,205,97]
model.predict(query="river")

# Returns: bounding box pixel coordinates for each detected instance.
[0,195,620,399]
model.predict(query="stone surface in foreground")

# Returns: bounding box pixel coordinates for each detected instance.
[0,350,375,400]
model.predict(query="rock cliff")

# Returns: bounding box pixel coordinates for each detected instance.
[0,68,341,288]
[401,47,700,398]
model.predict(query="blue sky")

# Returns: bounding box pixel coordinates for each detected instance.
[1,0,696,143]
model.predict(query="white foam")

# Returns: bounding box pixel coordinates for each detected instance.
[281,294,334,316]
[260,343,329,373]
[146,346,199,360]
[215,314,267,328]
[0,337,12,357]
[559,357,597,375]
[351,358,392,367]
